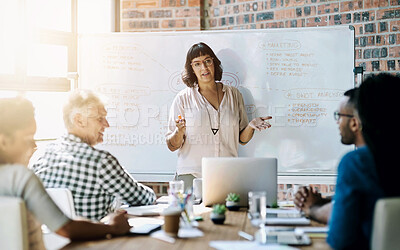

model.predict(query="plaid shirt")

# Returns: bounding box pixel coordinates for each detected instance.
[31,134,156,221]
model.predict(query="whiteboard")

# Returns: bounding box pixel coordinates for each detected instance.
[78,26,354,176]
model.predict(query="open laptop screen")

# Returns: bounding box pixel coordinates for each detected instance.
[202,157,277,207]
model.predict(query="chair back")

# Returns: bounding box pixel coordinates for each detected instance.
[371,197,400,250]
[46,188,76,219]
[0,196,29,250]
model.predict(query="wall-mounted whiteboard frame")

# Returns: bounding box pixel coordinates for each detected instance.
[78,26,355,181]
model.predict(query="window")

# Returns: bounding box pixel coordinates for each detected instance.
[0,0,77,91]
[0,0,76,140]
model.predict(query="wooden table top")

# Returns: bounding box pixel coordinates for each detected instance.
[58,208,331,250]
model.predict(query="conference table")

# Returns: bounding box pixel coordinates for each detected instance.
[52,205,331,250]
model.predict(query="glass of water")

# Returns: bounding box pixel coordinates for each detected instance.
[169,180,184,207]
[169,180,184,195]
[248,191,267,225]
[249,191,267,244]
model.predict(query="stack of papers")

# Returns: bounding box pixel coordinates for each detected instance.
[262,226,328,238]
[296,226,328,238]
[150,227,204,243]
[251,209,311,226]
[264,217,310,226]
[278,201,295,208]
[210,241,299,250]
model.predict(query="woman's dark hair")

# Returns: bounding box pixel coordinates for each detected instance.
[181,42,223,87]
[358,73,400,197]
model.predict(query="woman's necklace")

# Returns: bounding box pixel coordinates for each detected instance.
[200,82,220,135]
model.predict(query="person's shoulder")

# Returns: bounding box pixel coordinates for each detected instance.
[1,164,35,178]
[343,146,372,160]
[222,84,242,96]
[222,83,239,92]
[176,86,193,95]
[91,147,116,161]
[1,164,28,171]
[171,87,196,105]
[41,138,61,152]
[94,148,123,169]
[340,146,374,171]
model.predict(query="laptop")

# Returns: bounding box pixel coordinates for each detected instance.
[202,157,277,207]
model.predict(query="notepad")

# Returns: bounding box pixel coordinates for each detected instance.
[265,217,310,225]
[156,196,170,204]
[260,231,311,246]
[296,226,328,238]
[125,204,168,216]
[209,241,299,250]
[250,209,310,226]
[156,195,202,205]
[128,217,164,235]
[263,226,328,239]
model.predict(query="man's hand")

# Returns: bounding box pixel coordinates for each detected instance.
[294,186,324,216]
[109,210,132,236]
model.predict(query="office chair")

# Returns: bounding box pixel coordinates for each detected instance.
[371,197,400,250]
[46,188,76,219]
[0,196,29,250]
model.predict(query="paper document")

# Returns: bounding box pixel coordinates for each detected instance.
[249,208,310,226]
[251,217,310,226]
[298,226,328,233]
[278,201,295,207]
[266,208,300,214]
[129,217,164,227]
[156,196,170,204]
[151,227,204,244]
[263,226,328,233]
[156,195,201,205]
[209,241,299,250]
[265,217,310,225]
[296,226,328,238]
[262,226,327,239]
[125,204,168,216]
[266,208,302,218]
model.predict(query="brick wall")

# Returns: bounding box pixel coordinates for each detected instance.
[121,0,400,75]
[121,0,201,31]
[142,182,169,197]
[205,0,400,76]
[144,182,335,201]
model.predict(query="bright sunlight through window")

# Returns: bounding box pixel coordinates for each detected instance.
[0,0,75,139]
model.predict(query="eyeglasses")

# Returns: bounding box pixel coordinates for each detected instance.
[191,58,213,69]
[333,111,354,121]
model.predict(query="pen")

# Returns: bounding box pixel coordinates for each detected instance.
[238,231,254,241]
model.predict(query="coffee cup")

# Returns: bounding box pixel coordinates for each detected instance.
[162,207,181,237]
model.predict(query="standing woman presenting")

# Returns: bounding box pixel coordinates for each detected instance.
[166,42,271,188]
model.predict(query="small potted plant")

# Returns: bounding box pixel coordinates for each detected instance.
[225,193,240,211]
[271,201,279,208]
[210,204,226,224]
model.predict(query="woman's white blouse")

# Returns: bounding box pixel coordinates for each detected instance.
[166,83,248,177]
